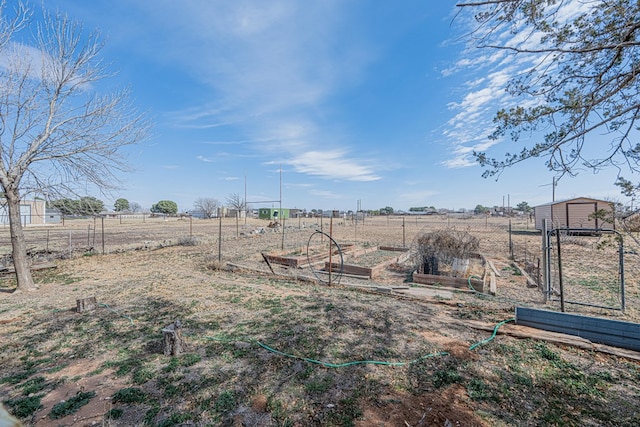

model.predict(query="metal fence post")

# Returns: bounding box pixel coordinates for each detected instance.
[542,219,548,303]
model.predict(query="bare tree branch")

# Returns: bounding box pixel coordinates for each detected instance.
[0,4,149,291]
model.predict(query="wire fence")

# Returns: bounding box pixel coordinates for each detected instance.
[2,213,639,318]
[0,214,516,262]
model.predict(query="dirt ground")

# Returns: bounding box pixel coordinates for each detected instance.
[1,215,639,426]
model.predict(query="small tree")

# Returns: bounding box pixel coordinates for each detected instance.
[49,199,78,216]
[129,202,142,213]
[0,3,148,292]
[114,198,130,212]
[151,200,178,215]
[49,197,104,216]
[474,204,489,215]
[516,201,531,213]
[380,206,394,215]
[193,197,219,219]
[77,197,105,216]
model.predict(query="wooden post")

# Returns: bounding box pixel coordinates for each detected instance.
[218,215,223,263]
[76,297,97,312]
[281,217,285,250]
[101,216,105,255]
[162,320,183,356]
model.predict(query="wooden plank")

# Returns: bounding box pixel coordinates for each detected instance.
[489,271,497,295]
[395,287,454,299]
[453,317,640,361]
[378,246,408,252]
[412,272,484,293]
[516,307,640,351]
[325,262,372,278]
[486,259,501,277]
[264,244,356,268]
[0,262,57,275]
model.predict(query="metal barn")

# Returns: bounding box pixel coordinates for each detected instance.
[534,197,614,230]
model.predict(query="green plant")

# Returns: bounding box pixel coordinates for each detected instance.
[1,369,36,385]
[214,390,236,414]
[106,408,123,420]
[467,378,492,401]
[4,394,43,418]
[49,391,96,419]
[144,404,160,425]
[132,366,154,384]
[432,364,462,388]
[180,353,201,367]
[157,412,193,427]
[20,376,48,395]
[305,375,334,394]
[112,387,147,404]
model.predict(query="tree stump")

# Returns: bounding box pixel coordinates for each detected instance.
[162,320,183,356]
[76,297,97,313]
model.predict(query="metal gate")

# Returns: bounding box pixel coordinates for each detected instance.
[542,220,625,312]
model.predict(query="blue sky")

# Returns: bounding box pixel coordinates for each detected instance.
[35,0,627,212]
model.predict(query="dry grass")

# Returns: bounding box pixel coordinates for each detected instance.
[0,216,639,426]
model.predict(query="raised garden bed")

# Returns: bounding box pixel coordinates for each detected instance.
[262,243,355,268]
[324,247,410,279]
[412,252,486,292]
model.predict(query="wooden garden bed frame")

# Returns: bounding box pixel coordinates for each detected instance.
[323,246,409,279]
[262,243,355,268]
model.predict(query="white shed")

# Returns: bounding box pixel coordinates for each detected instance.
[534,197,614,230]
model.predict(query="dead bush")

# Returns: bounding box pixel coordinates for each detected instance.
[178,236,200,246]
[414,229,479,274]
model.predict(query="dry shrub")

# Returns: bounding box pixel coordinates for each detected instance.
[178,236,200,246]
[204,254,223,271]
[414,229,479,274]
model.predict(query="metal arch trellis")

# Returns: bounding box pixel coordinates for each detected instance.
[306,230,344,286]
[543,226,625,312]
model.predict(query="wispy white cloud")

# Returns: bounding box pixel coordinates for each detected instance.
[309,189,346,199]
[196,155,214,163]
[123,0,378,183]
[283,150,380,182]
[442,0,594,170]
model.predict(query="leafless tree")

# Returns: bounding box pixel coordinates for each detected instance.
[129,202,142,213]
[226,193,245,236]
[193,197,219,219]
[0,3,149,292]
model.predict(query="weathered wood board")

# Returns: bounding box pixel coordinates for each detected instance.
[412,272,484,293]
[263,244,354,268]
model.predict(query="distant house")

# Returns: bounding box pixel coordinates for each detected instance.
[534,197,614,230]
[0,199,49,225]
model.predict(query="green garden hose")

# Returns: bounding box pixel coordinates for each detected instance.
[206,317,515,368]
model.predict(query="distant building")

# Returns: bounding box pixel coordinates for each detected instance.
[0,199,49,225]
[45,208,61,224]
[534,197,614,230]
[258,208,290,220]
